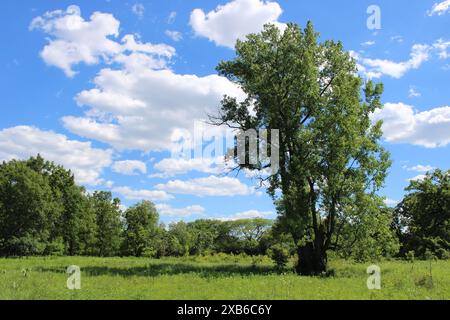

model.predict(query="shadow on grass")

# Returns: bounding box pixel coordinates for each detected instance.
[36,262,277,278]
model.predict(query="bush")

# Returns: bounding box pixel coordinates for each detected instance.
[269,243,290,270]
[406,250,415,263]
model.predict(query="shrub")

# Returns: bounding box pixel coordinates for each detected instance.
[269,243,290,270]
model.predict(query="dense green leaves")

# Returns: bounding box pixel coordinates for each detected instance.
[122,201,159,257]
[0,155,447,263]
[395,170,450,259]
[0,160,59,255]
[90,191,123,257]
[213,22,393,274]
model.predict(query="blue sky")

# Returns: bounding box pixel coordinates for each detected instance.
[0,0,449,223]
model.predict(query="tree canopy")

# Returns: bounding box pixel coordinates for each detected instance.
[213,22,392,274]
[395,169,450,259]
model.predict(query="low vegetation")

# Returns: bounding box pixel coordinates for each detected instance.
[0,255,449,300]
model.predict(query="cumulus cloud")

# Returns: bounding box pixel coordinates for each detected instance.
[372,103,450,148]
[155,203,205,217]
[216,209,273,221]
[112,186,173,201]
[428,0,450,16]
[63,66,244,152]
[0,126,112,185]
[155,175,255,197]
[112,160,147,175]
[190,0,285,48]
[30,5,174,77]
[354,39,450,79]
[150,157,232,178]
[353,44,431,79]
[31,6,244,154]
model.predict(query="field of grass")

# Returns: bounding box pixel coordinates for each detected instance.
[0,255,449,300]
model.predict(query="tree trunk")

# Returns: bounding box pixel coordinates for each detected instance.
[295,242,327,276]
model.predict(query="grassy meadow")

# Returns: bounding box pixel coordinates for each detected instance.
[0,255,449,300]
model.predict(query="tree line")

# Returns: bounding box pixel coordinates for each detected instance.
[0,155,273,257]
[0,155,448,264]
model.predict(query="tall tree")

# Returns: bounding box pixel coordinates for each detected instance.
[331,195,399,262]
[0,160,61,256]
[212,22,391,275]
[395,169,450,259]
[122,201,159,256]
[90,191,123,257]
[27,155,97,255]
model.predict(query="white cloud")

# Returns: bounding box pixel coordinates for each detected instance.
[112,160,147,175]
[30,5,121,77]
[32,6,244,154]
[0,126,112,185]
[433,39,450,59]
[407,165,435,173]
[354,44,431,79]
[112,186,173,201]
[354,40,450,79]
[155,203,205,217]
[30,5,174,77]
[155,175,254,197]
[120,34,175,57]
[217,209,273,221]
[390,35,404,43]
[428,0,450,16]
[383,198,398,207]
[131,3,145,19]
[361,41,375,47]
[165,30,183,42]
[151,157,231,178]
[190,0,285,48]
[408,86,421,98]
[63,66,244,152]
[372,102,450,148]
[409,174,427,182]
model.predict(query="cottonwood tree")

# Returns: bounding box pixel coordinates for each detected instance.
[212,22,391,275]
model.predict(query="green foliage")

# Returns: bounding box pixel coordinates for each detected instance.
[90,191,123,257]
[395,169,450,259]
[122,201,159,257]
[213,22,391,274]
[1,256,450,299]
[332,195,399,262]
[268,243,290,270]
[0,159,60,256]
[26,155,97,256]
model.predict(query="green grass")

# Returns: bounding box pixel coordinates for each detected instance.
[0,255,449,300]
